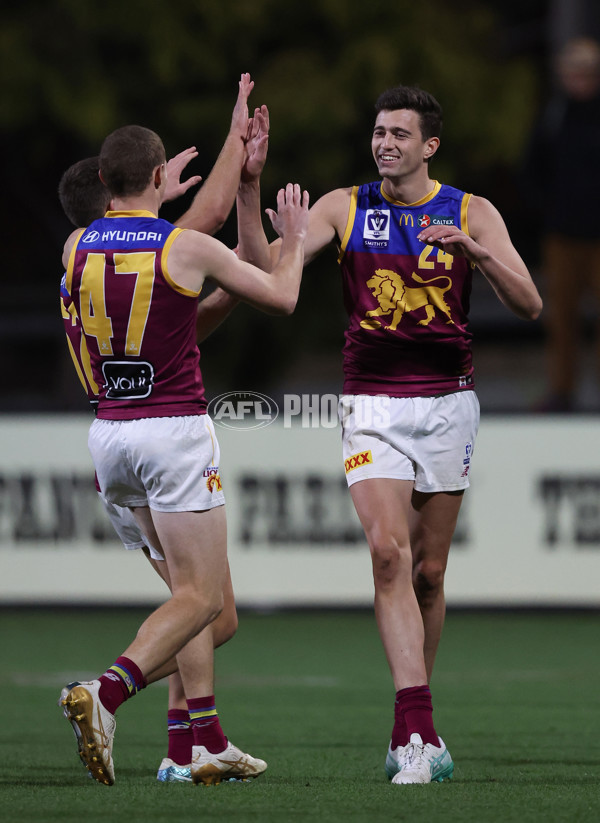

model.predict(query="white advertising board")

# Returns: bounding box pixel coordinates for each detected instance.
[1,414,599,606]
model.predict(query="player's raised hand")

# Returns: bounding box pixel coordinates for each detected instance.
[163,147,203,203]
[241,105,270,184]
[230,72,255,141]
[265,183,310,241]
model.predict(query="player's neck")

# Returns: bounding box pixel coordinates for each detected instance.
[110,190,160,216]
[381,173,436,206]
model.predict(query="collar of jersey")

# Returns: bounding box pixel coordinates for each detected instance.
[379,180,441,207]
[104,209,158,218]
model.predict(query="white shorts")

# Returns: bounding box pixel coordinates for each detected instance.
[89,414,225,512]
[98,492,164,561]
[339,392,480,493]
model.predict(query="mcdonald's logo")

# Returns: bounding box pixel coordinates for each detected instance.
[399,213,414,227]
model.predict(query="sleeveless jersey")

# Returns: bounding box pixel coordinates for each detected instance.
[60,273,99,410]
[339,181,474,397]
[64,210,207,419]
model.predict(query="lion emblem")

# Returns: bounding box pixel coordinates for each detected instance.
[360,269,454,331]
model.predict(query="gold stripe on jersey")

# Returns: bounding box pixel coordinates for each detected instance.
[65,333,88,394]
[461,192,472,236]
[65,229,85,296]
[338,186,359,264]
[380,180,442,207]
[161,228,202,297]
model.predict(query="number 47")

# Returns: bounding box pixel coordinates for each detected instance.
[78,251,156,355]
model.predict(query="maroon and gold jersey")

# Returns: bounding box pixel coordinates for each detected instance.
[339,181,474,397]
[60,272,99,409]
[64,210,207,419]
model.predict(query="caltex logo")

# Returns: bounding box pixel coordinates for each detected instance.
[417,214,431,228]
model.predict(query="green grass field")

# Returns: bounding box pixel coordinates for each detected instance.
[1,608,599,822]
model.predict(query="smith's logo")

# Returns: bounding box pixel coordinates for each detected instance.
[399,213,414,227]
[345,450,373,473]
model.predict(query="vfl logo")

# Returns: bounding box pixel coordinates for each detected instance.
[360,269,455,330]
[363,209,390,246]
[461,442,473,477]
[345,450,373,473]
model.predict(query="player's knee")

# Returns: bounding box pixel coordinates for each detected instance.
[412,558,446,602]
[178,587,224,633]
[213,607,238,648]
[370,537,411,588]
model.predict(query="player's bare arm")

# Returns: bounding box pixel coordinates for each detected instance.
[417,195,542,321]
[174,72,255,234]
[236,105,271,270]
[194,104,272,341]
[62,228,83,269]
[169,183,309,315]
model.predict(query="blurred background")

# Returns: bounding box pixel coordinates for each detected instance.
[2,0,599,415]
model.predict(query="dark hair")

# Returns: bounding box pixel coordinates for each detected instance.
[58,157,110,227]
[375,86,443,140]
[99,125,166,197]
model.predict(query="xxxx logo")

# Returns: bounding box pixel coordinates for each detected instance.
[344,450,373,473]
[206,474,223,492]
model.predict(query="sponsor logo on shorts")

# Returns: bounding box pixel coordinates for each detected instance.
[205,467,222,492]
[344,450,373,473]
[461,442,473,477]
[206,472,223,492]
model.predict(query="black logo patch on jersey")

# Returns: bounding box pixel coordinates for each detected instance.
[102,361,154,400]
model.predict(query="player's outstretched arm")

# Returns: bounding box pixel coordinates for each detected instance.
[193,104,272,343]
[168,183,309,315]
[417,195,542,321]
[174,72,255,234]
[236,105,271,270]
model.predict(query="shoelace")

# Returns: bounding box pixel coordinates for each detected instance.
[401,742,427,771]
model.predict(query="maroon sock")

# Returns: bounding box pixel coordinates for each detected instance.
[391,698,409,749]
[98,655,146,715]
[167,709,193,766]
[187,696,227,755]
[393,685,439,747]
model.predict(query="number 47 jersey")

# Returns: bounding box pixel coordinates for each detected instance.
[64,210,207,420]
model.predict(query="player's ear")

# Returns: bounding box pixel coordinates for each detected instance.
[423,137,440,160]
[154,163,166,190]
[98,169,107,186]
